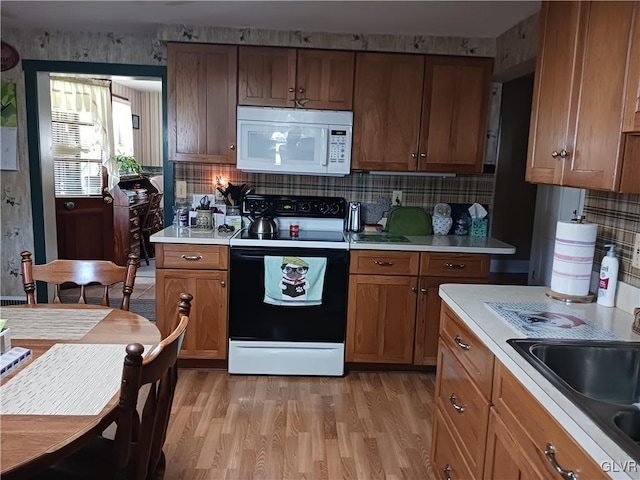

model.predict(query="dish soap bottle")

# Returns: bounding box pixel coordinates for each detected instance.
[597,244,619,307]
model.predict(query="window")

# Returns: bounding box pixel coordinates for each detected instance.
[112,97,134,157]
[51,109,103,196]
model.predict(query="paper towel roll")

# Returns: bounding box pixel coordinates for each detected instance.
[549,220,597,296]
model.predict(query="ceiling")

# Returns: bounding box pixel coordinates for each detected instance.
[2,1,540,38]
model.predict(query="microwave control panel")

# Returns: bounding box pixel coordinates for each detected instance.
[328,129,350,164]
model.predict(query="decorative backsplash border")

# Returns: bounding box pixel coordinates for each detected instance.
[174,163,496,216]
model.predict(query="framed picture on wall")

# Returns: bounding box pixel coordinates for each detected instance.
[132,114,140,130]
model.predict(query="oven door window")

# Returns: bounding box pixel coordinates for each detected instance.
[229,247,349,343]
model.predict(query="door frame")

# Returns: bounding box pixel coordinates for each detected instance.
[22,61,170,301]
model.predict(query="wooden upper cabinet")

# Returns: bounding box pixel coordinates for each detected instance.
[238,46,354,110]
[623,5,640,133]
[526,1,639,193]
[419,56,492,173]
[238,47,296,107]
[352,52,424,171]
[168,43,238,164]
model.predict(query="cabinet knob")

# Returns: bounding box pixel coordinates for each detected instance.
[420,152,426,158]
[229,144,236,150]
[411,153,417,159]
[449,393,465,414]
[544,443,578,480]
[298,87,305,94]
[63,201,75,210]
[551,149,570,159]
[221,280,226,287]
[420,288,427,293]
[443,465,452,480]
[288,87,295,93]
[411,286,418,293]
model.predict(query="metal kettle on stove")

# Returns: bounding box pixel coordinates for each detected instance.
[248,214,278,235]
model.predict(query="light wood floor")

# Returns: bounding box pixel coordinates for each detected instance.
[164,370,438,480]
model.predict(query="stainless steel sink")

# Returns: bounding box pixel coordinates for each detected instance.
[508,339,640,461]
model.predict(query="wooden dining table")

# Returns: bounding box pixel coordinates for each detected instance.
[0,304,160,478]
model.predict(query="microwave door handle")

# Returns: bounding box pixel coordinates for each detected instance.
[322,130,330,166]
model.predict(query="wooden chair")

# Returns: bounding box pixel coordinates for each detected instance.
[20,251,139,311]
[140,192,164,266]
[36,292,193,480]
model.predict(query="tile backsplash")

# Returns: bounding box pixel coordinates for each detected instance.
[174,164,495,215]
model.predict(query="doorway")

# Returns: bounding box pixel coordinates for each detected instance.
[22,61,170,301]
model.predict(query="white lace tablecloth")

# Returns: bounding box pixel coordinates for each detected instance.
[0,307,110,340]
[0,343,128,416]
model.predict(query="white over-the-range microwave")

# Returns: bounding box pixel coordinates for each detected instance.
[236,106,353,176]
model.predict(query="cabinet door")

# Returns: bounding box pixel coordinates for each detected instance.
[352,53,424,171]
[623,5,640,133]
[156,268,228,360]
[562,1,636,190]
[346,274,417,363]
[413,279,440,365]
[526,1,581,185]
[168,43,237,164]
[484,409,544,479]
[238,46,296,108]
[419,56,492,173]
[296,50,355,110]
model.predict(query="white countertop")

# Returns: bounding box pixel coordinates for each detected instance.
[348,233,516,254]
[439,284,639,480]
[151,226,516,254]
[150,225,236,245]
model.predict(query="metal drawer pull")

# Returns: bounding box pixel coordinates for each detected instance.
[373,261,395,266]
[454,335,470,351]
[443,465,452,480]
[449,393,465,413]
[544,443,578,480]
[181,255,204,261]
[444,263,465,269]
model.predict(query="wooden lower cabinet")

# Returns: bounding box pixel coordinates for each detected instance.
[155,244,229,360]
[432,305,608,480]
[346,251,490,366]
[346,274,417,363]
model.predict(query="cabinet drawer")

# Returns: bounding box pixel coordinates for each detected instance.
[420,253,489,277]
[492,362,607,480]
[156,244,229,270]
[436,342,490,479]
[130,204,146,218]
[432,408,475,480]
[440,305,494,400]
[349,250,420,275]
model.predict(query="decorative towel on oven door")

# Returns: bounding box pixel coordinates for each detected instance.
[264,256,327,306]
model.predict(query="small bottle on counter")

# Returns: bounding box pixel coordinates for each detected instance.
[597,244,619,307]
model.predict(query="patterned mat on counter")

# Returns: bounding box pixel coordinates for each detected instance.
[0,307,110,340]
[485,302,619,340]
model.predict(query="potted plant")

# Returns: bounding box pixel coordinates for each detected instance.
[115,153,142,175]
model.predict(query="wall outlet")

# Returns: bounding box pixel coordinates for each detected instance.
[176,180,187,199]
[392,190,403,206]
[633,232,640,269]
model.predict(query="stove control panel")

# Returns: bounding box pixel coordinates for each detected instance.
[242,194,346,218]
